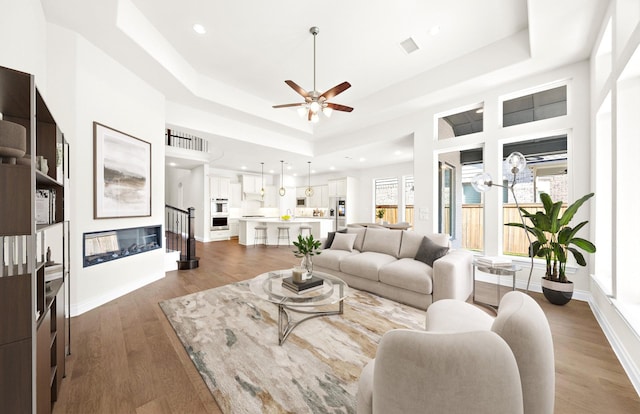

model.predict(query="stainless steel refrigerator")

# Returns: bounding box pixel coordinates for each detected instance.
[333,197,346,231]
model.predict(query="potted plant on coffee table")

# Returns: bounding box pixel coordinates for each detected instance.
[505,192,596,305]
[292,234,322,279]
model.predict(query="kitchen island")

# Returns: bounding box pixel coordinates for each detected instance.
[238,217,334,246]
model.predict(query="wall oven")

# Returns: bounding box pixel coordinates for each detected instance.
[211,216,229,231]
[212,198,228,214]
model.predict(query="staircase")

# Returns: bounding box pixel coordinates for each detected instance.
[165,205,199,269]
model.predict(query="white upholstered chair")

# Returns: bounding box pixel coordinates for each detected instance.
[357,291,555,414]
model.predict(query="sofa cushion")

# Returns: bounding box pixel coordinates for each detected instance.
[362,228,401,258]
[379,258,433,294]
[340,252,397,281]
[398,231,424,258]
[324,228,347,248]
[330,232,357,251]
[347,227,367,252]
[399,231,450,258]
[414,236,450,267]
[313,248,359,271]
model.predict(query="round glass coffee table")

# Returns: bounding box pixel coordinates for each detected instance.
[250,269,348,345]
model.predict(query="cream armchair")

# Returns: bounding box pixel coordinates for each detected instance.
[357,291,555,414]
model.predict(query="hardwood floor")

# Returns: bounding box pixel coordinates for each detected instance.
[53,240,640,413]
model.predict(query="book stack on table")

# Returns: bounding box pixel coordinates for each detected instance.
[282,275,324,294]
[477,256,513,268]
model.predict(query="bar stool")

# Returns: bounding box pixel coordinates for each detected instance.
[299,225,312,237]
[277,226,290,247]
[254,225,268,246]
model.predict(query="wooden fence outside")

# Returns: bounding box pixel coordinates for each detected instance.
[374,203,567,255]
[462,203,567,255]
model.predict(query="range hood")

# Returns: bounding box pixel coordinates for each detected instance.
[243,192,263,201]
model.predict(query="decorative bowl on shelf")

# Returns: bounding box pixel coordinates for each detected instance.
[0,119,27,163]
[281,215,291,221]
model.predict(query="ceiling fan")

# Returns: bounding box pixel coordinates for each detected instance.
[273,26,353,123]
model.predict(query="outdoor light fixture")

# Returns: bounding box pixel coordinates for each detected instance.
[260,162,265,199]
[305,161,314,197]
[471,151,534,291]
[279,160,286,196]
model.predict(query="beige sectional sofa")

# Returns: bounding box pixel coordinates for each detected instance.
[313,227,473,310]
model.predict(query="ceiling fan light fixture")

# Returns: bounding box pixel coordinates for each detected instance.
[309,101,321,113]
[272,26,353,121]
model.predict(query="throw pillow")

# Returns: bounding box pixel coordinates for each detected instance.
[324,228,347,248]
[330,232,357,252]
[414,236,449,267]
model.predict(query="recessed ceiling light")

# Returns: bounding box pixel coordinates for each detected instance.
[311,170,316,174]
[169,162,177,167]
[429,25,441,36]
[241,166,247,170]
[293,173,297,176]
[193,24,206,35]
[359,157,366,162]
[330,166,336,170]
[269,170,274,174]
[287,165,292,170]
[475,108,484,114]
[394,150,403,156]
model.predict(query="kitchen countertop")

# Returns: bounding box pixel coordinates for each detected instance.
[238,217,328,223]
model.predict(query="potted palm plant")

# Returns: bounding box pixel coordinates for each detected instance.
[506,192,596,305]
[292,234,322,280]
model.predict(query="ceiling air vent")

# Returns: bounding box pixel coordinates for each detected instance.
[400,37,420,54]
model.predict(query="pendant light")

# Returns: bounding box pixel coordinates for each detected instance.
[260,162,265,199]
[279,160,286,196]
[305,161,314,197]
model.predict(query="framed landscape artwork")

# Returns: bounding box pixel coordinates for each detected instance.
[94,122,151,218]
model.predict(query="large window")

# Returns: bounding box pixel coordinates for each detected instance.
[404,176,414,226]
[374,176,414,225]
[374,178,398,223]
[439,162,454,237]
[502,136,568,256]
[502,85,567,127]
[438,104,484,140]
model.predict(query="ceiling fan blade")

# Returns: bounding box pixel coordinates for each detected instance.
[273,103,304,108]
[285,80,310,98]
[326,102,354,112]
[320,82,351,100]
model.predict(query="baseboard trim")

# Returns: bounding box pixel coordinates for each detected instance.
[70,271,165,317]
[474,273,591,302]
[589,282,640,397]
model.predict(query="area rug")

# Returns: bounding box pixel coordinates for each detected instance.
[159,279,425,414]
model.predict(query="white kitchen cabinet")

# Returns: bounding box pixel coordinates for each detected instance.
[328,180,337,197]
[306,185,327,208]
[296,187,306,198]
[211,176,231,199]
[263,185,278,208]
[229,219,239,237]
[242,174,260,193]
[229,183,242,208]
[328,178,347,197]
[318,185,329,207]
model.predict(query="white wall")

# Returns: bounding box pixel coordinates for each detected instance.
[0,0,47,87]
[46,26,166,316]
